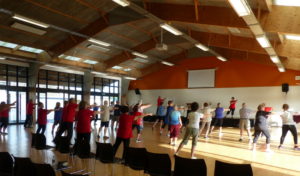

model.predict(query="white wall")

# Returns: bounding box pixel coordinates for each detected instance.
[127,86,300,114]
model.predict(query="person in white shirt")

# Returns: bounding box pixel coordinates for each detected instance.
[97,100,113,139]
[199,102,213,139]
[175,102,203,159]
[279,104,298,149]
[238,103,254,141]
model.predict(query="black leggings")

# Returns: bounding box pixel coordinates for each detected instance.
[226,108,235,117]
[73,133,91,153]
[0,117,8,129]
[253,128,271,144]
[280,125,298,145]
[24,115,33,127]
[113,137,130,159]
[36,124,46,134]
[54,122,74,143]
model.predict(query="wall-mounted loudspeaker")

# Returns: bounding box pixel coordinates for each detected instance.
[282,83,289,93]
[135,88,141,95]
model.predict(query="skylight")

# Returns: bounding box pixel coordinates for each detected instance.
[19,46,43,54]
[83,60,98,64]
[64,55,81,61]
[112,66,122,69]
[124,68,132,71]
[0,40,18,49]
[285,34,300,40]
[274,0,300,6]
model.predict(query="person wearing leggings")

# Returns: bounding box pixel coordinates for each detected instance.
[278,104,298,149]
[252,104,271,152]
[0,101,16,134]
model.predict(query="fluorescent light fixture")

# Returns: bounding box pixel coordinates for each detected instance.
[195,43,209,51]
[88,38,110,47]
[0,40,18,49]
[124,76,137,80]
[132,52,148,58]
[64,55,81,61]
[0,57,5,60]
[161,61,174,66]
[134,58,149,63]
[274,0,300,7]
[83,60,98,64]
[87,44,109,52]
[91,71,107,76]
[278,67,285,72]
[124,68,132,71]
[227,27,240,34]
[112,0,130,7]
[160,23,183,36]
[228,0,251,17]
[270,56,280,64]
[256,35,271,48]
[12,14,49,28]
[19,46,43,54]
[112,66,123,69]
[285,34,300,40]
[11,22,46,35]
[217,56,227,62]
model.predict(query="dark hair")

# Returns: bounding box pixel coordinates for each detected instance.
[69,98,75,103]
[79,101,87,110]
[203,102,208,107]
[38,102,43,107]
[133,104,139,112]
[282,104,289,110]
[63,101,68,106]
[217,103,221,107]
[120,106,129,113]
[232,97,235,99]
[168,100,173,105]
[0,101,5,105]
[190,102,199,111]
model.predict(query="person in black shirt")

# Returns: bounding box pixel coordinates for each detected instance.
[252,104,271,152]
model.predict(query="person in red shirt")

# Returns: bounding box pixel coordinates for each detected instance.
[113,106,144,160]
[36,102,53,135]
[225,97,237,118]
[0,101,16,134]
[132,104,152,143]
[73,101,101,154]
[24,99,37,128]
[54,98,78,144]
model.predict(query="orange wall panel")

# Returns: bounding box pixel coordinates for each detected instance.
[129,57,300,90]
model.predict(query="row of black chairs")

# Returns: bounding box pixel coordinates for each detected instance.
[95,143,253,176]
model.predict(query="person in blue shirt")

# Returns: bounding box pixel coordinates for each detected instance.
[210,103,229,137]
[161,100,174,135]
[152,101,165,132]
[169,105,182,146]
[52,102,63,135]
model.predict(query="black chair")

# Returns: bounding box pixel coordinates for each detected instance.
[61,170,90,176]
[214,160,253,176]
[125,147,147,171]
[33,163,56,176]
[13,157,36,176]
[31,133,52,162]
[174,155,207,176]
[95,142,114,163]
[0,152,14,176]
[145,152,171,176]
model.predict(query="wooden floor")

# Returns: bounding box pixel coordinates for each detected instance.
[0,122,300,176]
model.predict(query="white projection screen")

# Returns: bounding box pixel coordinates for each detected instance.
[188,69,215,88]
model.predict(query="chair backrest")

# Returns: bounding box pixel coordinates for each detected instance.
[33,163,55,176]
[95,142,114,163]
[174,155,207,176]
[35,134,47,150]
[61,170,89,176]
[214,160,253,176]
[0,152,14,174]
[14,157,36,176]
[125,147,147,171]
[58,136,71,153]
[145,152,171,176]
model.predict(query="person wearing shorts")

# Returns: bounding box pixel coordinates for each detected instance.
[0,101,16,134]
[175,102,202,159]
[98,101,112,139]
[239,103,253,141]
[210,103,227,137]
[169,105,182,146]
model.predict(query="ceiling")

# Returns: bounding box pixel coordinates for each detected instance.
[0,0,300,78]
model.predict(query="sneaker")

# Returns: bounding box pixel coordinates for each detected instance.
[136,139,142,143]
[238,138,243,142]
[167,134,170,137]
[103,136,109,139]
[204,136,209,139]
[191,156,197,159]
[278,145,282,149]
[294,146,300,150]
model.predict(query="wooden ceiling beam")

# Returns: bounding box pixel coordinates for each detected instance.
[257,0,273,12]
[49,15,109,57]
[104,38,157,70]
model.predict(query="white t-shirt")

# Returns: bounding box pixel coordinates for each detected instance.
[280,111,296,125]
[201,107,213,122]
[101,105,111,122]
[187,112,203,128]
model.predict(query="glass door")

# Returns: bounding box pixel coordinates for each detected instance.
[8,91,17,123]
[18,91,27,123]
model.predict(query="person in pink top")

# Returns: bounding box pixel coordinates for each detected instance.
[225,97,237,118]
